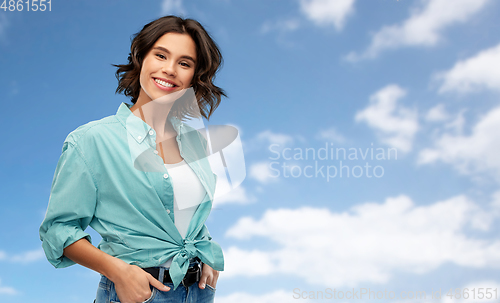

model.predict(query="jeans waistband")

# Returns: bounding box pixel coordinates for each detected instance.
[158,257,201,269]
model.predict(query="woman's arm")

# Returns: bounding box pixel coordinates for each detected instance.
[63,238,170,303]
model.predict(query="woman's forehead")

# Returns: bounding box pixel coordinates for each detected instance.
[152,32,197,59]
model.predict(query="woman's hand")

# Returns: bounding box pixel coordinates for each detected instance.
[198,262,219,289]
[112,263,170,303]
[62,239,170,303]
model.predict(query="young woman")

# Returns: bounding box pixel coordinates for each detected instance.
[39,15,226,303]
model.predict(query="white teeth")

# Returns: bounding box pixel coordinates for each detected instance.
[155,78,175,88]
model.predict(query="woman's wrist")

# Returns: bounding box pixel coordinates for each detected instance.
[102,255,130,283]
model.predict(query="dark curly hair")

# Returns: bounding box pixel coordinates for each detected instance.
[112,15,226,121]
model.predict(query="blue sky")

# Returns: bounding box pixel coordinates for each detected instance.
[1,0,500,302]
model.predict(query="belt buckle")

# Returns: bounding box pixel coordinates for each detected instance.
[181,278,193,288]
[182,261,201,288]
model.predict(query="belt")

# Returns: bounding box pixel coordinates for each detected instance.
[142,258,202,288]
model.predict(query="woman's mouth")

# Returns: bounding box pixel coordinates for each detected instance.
[153,78,178,91]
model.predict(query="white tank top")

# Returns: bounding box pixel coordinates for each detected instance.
[159,159,207,268]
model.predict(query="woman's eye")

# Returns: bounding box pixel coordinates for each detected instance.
[156,54,166,59]
[180,62,190,67]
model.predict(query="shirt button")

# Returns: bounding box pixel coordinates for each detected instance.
[154,150,158,154]
[137,136,142,140]
[149,130,154,136]
[164,173,169,178]
[166,209,171,214]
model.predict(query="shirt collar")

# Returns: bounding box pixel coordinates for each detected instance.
[115,102,183,144]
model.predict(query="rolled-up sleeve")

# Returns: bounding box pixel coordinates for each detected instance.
[39,139,98,268]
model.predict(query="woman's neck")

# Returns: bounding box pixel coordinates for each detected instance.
[129,90,177,140]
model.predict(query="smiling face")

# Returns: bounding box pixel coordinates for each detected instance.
[137,32,197,104]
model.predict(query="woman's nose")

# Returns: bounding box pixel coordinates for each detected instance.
[162,62,177,77]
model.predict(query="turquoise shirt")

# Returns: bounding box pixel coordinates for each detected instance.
[39,102,223,290]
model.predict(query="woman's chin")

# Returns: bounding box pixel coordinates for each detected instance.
[152,88,189,104]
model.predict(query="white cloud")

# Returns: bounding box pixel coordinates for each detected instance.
[418,105,500,183]
[492,190,500,213]
[249,161,279,184]
[441,280,500,303]
[434,42,500,94]
[8,249,45,264]
[220,246,276,277]
[221,193,500,287]
[256,130,295,147]
[216,289,296,303]
[355,84,418,153]
[425,104,450,122]
[425,106,467,137]
[244,131,301,184]
[260,18,301,35]
[244,130,295,154]
[299,0,356,31]
[344,0,492,61]
[161,0,185,15]
[213,184,255,207]
[315,126,346,143]
[0,278,17,295]
[0,248,45,264]
[443,108,467,134]
[261,0,355,35]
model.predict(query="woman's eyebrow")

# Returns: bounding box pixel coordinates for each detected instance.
[152,46,196,63]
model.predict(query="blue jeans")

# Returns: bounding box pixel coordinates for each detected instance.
[95,261,216,303]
